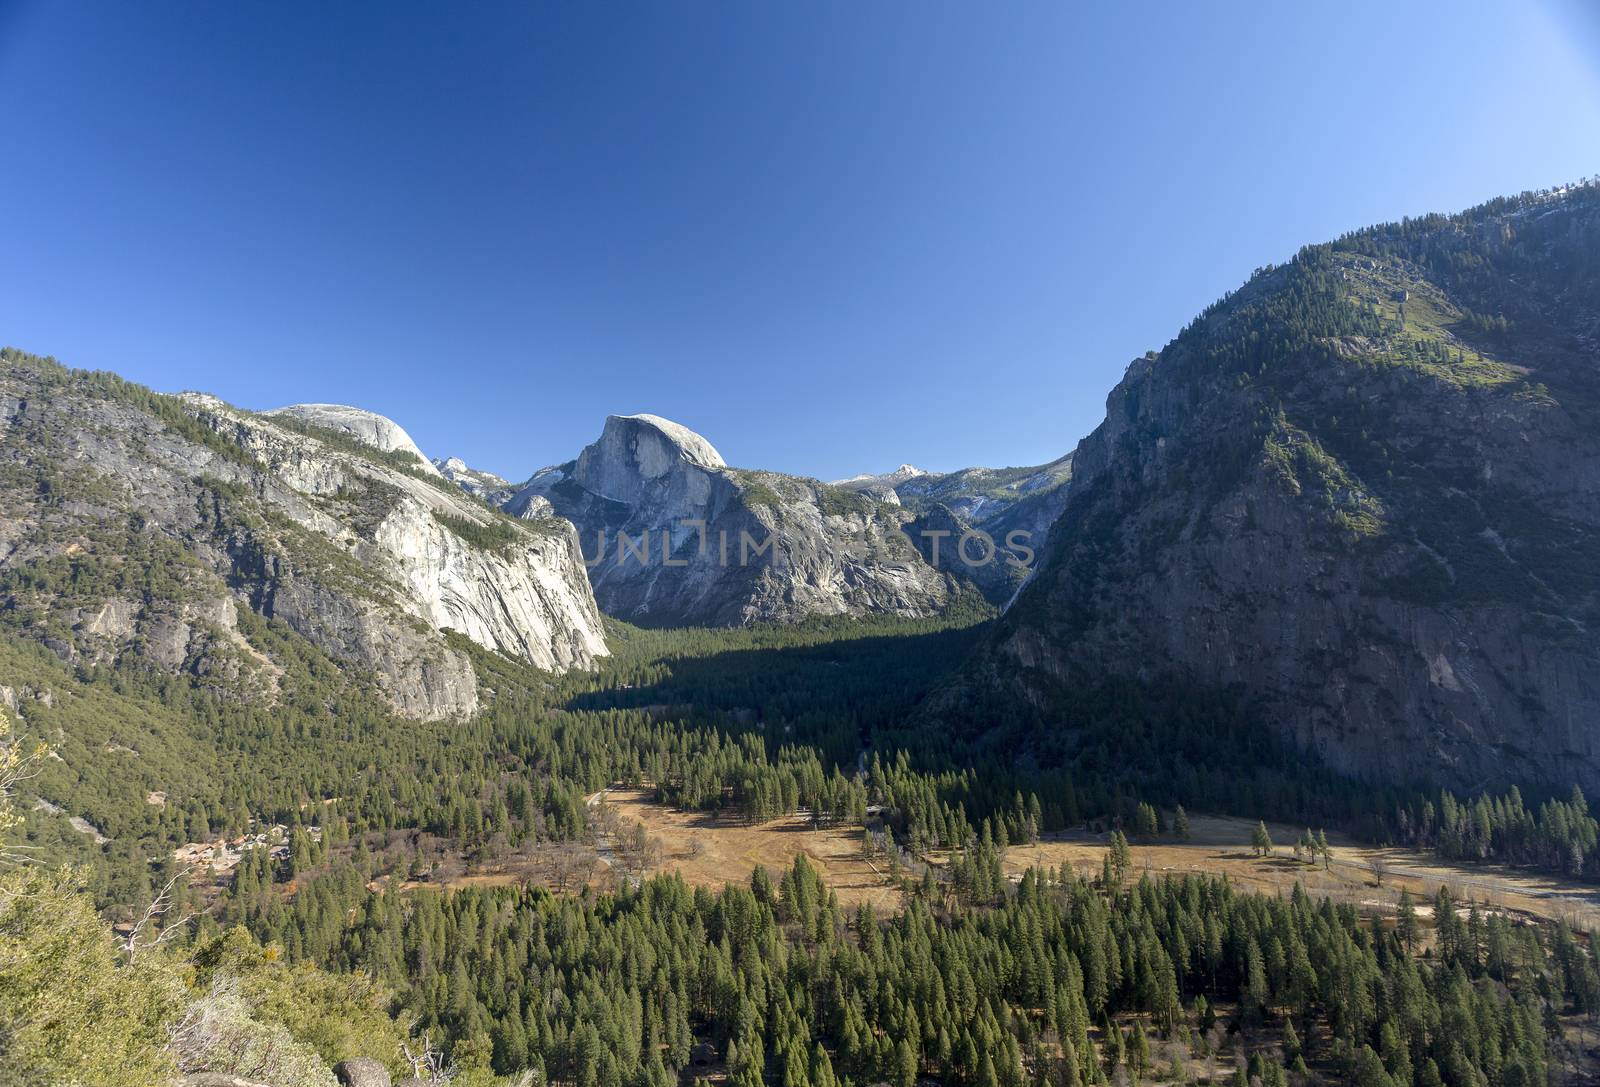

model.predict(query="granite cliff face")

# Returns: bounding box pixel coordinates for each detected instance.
[0,356,607,719]
[982,187,1600,792]
[506,414,961,626]
[264,402,440,475]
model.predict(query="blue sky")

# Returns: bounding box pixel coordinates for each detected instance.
[2,2,1598,481]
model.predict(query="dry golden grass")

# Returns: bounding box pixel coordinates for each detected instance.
[596,799,1600,926]
[350,799,1599,932]
[598,787,904,910]
[1003,814,1600,928]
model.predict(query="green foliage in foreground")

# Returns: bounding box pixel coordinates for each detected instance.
[0,707,413,1087]
[0,866,418,1087]
[0,867,183,1086]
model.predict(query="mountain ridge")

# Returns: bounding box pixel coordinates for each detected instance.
[966,183,1600,793]
[0,353,608,722]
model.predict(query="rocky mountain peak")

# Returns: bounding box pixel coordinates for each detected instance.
[614,413,726,468]
[573,413,725,505]
[434,455,516,506]
[831,463,927,487]
[264,402,440,476]
[175,391,229,411]
[506,413,967,626]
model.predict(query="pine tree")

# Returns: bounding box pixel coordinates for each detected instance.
[1282,1018,1302,1065]
[894,1038,918,1087]
[1107,831,1132,884]
[1134,803,1159,841]
[1397,888,1418,952]
[810,1043,838,1087]
[1129,1023,1149,1080]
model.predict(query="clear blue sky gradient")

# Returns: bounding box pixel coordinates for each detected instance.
[3,2,1598,481]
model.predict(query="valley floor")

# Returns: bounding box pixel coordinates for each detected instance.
[1001,814,1600,931]
[594,786,904,910]
[349,788,1600,1080]
[395,789,1600,930]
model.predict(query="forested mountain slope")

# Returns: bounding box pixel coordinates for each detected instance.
[981,185,1600,792]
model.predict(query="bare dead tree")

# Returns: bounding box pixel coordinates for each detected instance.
[123,872,195,960]
[550,840,598,894]
[574,849,597,889]
[402,1028,457,1084]
[592,795,616,837]
[0,712,48,868]
[549,842,577,894]
[1367,852,1390,888]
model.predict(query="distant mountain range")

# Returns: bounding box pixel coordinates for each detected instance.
[433,417,1075,626]
[0,350,1078,722]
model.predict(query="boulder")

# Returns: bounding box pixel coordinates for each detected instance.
[333,1056,392,1087]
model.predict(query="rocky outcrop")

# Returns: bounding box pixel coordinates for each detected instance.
[979,186,1600,793]
[509,414,960,626]
[0,358,607,720]
[833,463,929,490]
[333,1057,392,1087]
[264,403,439,475]
[575,413,727,503]
[187,399,608,710]
[433,456,515,506]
